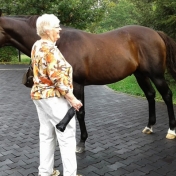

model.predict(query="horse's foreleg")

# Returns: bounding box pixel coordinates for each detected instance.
[152,77,176,139]
[73,82,87,153]
[75,107,86,153]
[134,74,156,134]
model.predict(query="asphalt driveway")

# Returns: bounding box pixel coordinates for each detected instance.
[0,64,176,176]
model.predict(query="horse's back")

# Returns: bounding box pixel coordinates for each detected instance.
[57,25,166,85]
[102,25,166,75]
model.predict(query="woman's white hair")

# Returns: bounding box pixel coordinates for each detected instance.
[36,14,60,37]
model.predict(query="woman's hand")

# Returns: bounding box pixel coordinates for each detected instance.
[64,92,83,111]
[70,98,82,111]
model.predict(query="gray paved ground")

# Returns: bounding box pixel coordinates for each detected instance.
[0,64,176,176]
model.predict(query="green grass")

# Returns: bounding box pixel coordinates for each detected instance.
[107,75,176,105]
[2,54,31,64]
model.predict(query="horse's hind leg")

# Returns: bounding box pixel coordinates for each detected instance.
[152,76,176,139]
[134,74,156,134]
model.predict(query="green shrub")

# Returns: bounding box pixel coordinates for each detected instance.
[0,46,18,62]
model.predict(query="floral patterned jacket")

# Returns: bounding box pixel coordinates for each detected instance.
[30,40,73,100]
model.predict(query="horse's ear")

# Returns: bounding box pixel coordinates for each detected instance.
[0,9,2,17]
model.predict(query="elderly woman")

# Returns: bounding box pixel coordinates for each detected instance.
[31,14,83,176]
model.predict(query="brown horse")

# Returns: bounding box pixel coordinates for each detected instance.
[0,14,176,153]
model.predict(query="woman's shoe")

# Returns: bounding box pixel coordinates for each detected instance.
[38,169,60,176]
[52,169,60,176]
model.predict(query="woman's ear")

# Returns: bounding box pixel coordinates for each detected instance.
[45,29,51,36]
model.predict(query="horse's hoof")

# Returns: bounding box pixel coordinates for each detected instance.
[76,141,85,153]
[76,145,85,153]
[166,133,176,139]
[142,126,153,134]
[166,129,176,139]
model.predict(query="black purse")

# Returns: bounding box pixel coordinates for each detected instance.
[22,65,34,88]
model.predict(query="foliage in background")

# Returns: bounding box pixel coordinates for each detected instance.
[1,0,176,36]
[0,0,107,30]
[129,0,155,28]
[94,0,139,33]
[129,0,176,40]
[152,0,176,40]
[0,47,17,62]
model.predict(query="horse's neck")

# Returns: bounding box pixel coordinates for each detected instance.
[17,32,38,56]
[6,18,39,56]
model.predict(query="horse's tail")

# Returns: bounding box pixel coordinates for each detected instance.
[157,31,176,81]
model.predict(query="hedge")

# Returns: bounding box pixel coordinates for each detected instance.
[0,46,18,62]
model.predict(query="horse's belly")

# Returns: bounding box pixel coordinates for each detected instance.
[84,60,137,85]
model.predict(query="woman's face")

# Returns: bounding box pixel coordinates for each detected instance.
[48,26,62,43]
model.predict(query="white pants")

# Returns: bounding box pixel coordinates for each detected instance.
[33,97,77,176]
